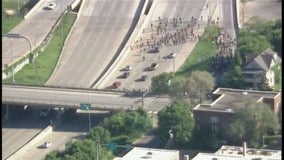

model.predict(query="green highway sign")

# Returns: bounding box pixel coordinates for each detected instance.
[80,103,91,110]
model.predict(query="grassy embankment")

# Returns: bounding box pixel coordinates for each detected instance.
[3,12,77,85]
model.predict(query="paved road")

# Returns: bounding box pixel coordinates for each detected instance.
[2,107,51,160]
[3,85,171,111]
[2,0,74,69]
[98,0,210,91]
[46,0,144,88]
[20,113,107,160]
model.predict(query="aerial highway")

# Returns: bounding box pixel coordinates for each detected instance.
[97,0,210,91]
[46,0,145,88]
[2,0,74,70]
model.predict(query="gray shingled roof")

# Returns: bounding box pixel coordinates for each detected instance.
[242,48,281,71]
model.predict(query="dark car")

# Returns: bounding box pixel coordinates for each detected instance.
[166,52,176,58]
[113,81,121,89]
[140,75,148,81]
[122,72,130,78]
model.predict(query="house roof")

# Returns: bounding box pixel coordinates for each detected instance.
[193,88,280,112]
[242,48,281,71]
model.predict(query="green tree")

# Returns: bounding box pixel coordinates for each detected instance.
[102,109,152,140]
[151,72,173,94]
[192,125,221,150]
[45,139,114,160]
[223,65,243,88]
[226,102,280,148]
[87,126,111,144]
[157,101,195,147]
[170,71,214,105]
[237,31,271,59]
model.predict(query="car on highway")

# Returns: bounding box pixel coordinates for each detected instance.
[149,63,159,71]
[140,75,148,81]
[39,108,51,117]
[42,141,52,148]
[122,72,130,78]
[46,2,56,10]
[166,52,176,58]
[148,46,159,53]
[122,65,132,71]
[112,81,121,89]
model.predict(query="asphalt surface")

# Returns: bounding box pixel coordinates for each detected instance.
[3,85,171,111]
[98,0,209,91]
[46,0,143,88]
[2,106,52,159]
[2,0,74,69]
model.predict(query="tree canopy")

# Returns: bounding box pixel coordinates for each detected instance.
[226,102,280,148]
[157,101,195,147]
[169,71,214,105]
[151,72,172,94]
[45,139,114,160]
[102,108,152,140]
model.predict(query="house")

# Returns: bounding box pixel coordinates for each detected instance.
[113,147,179,160]
[193,88,281,133]
[241,48,281,90]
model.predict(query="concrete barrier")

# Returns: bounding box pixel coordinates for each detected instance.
[236,0,241,28]
[6,126,53,160]
[70,0,82,10]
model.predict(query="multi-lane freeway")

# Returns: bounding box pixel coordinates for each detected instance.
[2,0,239,159]
[46,0,144,88]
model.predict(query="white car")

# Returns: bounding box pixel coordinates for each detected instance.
[42,141,52,148]
[46,2,56,10]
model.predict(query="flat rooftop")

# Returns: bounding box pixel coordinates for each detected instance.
[192,145,281,160]
[194,88,280,112]
[113,147,179,160]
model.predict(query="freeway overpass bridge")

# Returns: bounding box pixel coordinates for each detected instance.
[2,85,171,111]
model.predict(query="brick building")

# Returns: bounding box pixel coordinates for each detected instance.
[193,88,281,132]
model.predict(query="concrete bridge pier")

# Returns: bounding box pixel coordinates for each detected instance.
[3,104,10,121]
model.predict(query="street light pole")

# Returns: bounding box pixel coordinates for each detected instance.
[9,39,15,83]
[88,88,91,132]
[3,33,35,83]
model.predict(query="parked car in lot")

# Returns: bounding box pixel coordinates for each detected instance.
[45,2,56,10]
[166,52,176,58]
[42,141,52,148]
